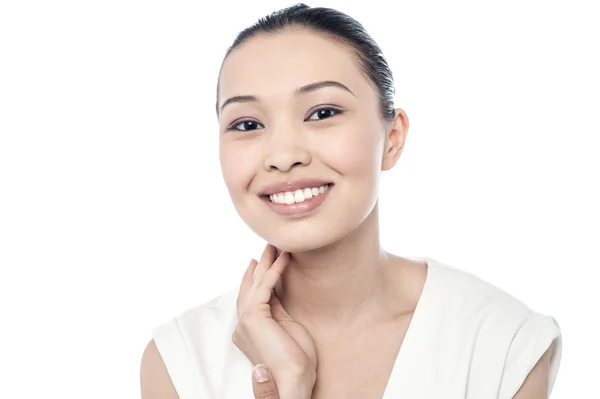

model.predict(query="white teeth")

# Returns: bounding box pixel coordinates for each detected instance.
[285,192,295,205]
[268,184,330,204]
[294,190,305,202]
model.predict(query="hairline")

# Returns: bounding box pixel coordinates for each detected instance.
[215,25,384,118]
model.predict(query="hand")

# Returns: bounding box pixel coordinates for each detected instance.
[252,364,314,399]
[234,244,317,392]
[252,363,314,399]
[252,364,279,398]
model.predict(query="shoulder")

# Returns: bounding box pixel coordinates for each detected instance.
[424,258,562,398]
[425,258,549,322]
[153,286,239,341]
[140,339,179,399]
[147,287,240,398]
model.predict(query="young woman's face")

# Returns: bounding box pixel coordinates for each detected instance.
[217,28,403,252]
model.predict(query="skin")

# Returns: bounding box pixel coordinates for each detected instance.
[234,246,317,398]
[252,364,281,399]
[140,27,557,399]
[217,28,410,334]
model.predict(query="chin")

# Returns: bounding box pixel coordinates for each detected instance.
[252,220,350,254]
[266,235,335,254]
[236,194,376,254]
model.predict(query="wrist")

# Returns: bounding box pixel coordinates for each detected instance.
[278,385,313,399]
[277,372,316,399]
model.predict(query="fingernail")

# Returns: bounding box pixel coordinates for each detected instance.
[253,364,270,382]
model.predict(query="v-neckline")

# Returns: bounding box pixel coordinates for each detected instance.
[380,257,436,399]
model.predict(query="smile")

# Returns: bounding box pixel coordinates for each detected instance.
[261,184,332,216]
[268,184,330,204]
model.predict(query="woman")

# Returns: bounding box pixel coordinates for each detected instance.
[141,4,561,398]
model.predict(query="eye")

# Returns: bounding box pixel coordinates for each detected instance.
[307,108,341,121]
[229,120,264,131]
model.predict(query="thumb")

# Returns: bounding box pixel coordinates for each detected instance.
[252,364,279,399]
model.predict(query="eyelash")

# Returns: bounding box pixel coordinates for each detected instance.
[227,107,343,132]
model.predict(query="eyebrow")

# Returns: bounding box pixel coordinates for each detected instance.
[218,80,355,114]
[294,80,355,97]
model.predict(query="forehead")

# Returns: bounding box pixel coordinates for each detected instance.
[218,28,369,101]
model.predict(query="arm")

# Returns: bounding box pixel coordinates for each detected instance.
[140,339,180,399]
[512,338,559,399]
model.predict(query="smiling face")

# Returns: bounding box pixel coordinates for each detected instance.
[217,28,406,253]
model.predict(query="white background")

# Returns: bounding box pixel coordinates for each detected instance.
[1,0,598,397]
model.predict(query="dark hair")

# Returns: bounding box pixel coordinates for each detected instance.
[216,3,396,121]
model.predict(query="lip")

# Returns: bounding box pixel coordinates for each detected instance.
[258,178,333,196]
[261,184,333,216]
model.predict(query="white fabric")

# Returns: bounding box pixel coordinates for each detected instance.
[152,257,562,398]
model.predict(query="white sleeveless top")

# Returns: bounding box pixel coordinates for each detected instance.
[152,257,562,398]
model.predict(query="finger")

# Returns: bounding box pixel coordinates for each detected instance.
[253,244,276,281]
[252,364,279,399]
[269,291,292,322]
[242,259,259,295]
[237,259,258,319]
[243,244,277,306]
[241,259,259,299]
[253,251,290,305]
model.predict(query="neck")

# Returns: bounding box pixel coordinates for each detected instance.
[274,204,395,333]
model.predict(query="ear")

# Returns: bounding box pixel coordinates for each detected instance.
[382,108,409,171]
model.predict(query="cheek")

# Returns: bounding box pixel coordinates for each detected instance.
[219,141,256,198]
[325,124,384,176]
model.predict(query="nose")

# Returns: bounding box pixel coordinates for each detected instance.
[263,125,311,172]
